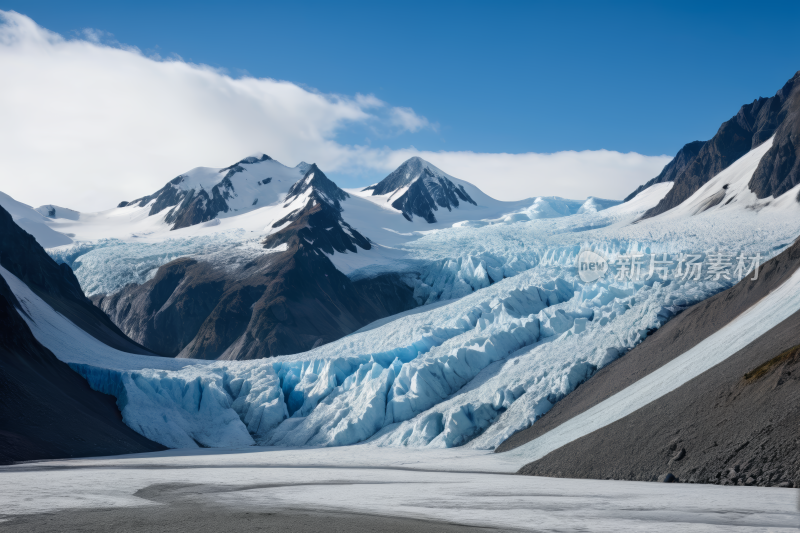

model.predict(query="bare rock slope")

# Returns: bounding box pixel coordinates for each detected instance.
[0,206,164,464]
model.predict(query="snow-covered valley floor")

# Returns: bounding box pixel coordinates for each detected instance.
[0,447,797,532]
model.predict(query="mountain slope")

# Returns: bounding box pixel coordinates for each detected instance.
[623,141,706,202]
[29,161,800,451]
[0,206,165,464]
[42,157,539,362]
[0,204,150,355]
[0,276,165,464]
[497,238,800,487]
[0,191,73,248]
[92,165,416,360]
[749,72,800,198]
[636,71,800,218]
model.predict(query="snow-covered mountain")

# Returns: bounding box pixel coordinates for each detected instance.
[0,191,74,248]
[0,151,650,365]
[7,65,800,479]
[88,162,413,360]
[7,146,799,452]
[21,154,625,361]
[361,157,479,222]
[357,157,525,223]
[2,125,800,470]
[121,153,311,230]
[35,204,80,221]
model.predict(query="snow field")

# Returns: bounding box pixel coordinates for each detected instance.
[0,447,796,532]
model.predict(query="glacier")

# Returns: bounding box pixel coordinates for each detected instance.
[7,139,800,453]
[506,264,800,464]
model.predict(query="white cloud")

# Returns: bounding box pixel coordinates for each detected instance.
[388,107,431,133]
[377,149,672,201]
[79,28,112,44]
[0,11,669,212]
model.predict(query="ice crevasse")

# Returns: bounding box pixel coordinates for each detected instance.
[28,144,800,450]
[58,251,728,451]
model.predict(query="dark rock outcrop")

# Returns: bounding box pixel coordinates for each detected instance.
[94,166,416,360]
[497,238,800,488]
[749,72,800,198]
[623,141,705,202]
[0,206,165,464]
[283,163,349,211]
[639,71,800,217]
[0,277,165,464]
[0,205,150,355]
[364,157,476,223]
[162,179,232,230]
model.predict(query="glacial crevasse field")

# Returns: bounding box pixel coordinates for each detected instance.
[6,139,800,456]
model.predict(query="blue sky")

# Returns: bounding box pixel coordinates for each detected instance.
[8,0,800,157]
[1,2,799,210]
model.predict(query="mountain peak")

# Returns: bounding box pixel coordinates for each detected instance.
[284,164,349,211]
[403,155,426,166]
[237,153,273,165]
[364,158,478,223]
[364,157,450,196]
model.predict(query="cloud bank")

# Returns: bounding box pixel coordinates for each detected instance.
[0,11,670,211]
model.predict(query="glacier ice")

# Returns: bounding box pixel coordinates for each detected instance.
[10,143,800,452]
[48,231,267,296]
[18,196,800,450]
[506,265,800,464]
[7,249,753,450]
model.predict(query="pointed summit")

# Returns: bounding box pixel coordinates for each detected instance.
[236,153,273,165]
[365,157,477,223]
[284,163,349,211]
[364,156,444,196]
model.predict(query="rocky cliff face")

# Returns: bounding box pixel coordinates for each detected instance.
[624,140,705,202]
[0,205,164,463]
[748,72,800,198]
[0,204,150,354]
[630,71,800,216]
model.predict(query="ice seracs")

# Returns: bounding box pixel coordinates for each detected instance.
[5,138,800,452]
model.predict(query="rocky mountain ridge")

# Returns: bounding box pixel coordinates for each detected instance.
[628,71,800,215]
